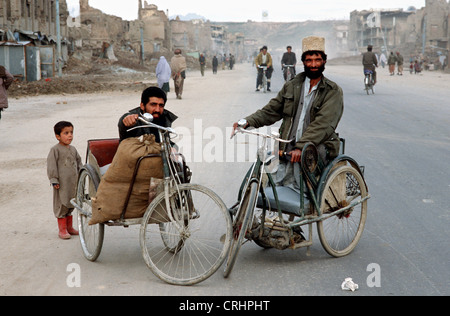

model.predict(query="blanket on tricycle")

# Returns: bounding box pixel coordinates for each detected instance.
[90,134,164,225]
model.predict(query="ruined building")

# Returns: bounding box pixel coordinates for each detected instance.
[0,0,69,38]
[0,0,70,81]
[348,0,449,70]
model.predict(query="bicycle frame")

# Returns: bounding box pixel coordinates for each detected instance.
[233,127,370,243]
[127,115,190,230]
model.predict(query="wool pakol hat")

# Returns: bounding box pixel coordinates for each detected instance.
[302,36,325,53]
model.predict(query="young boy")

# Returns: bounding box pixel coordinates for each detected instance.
[47,121,82,239]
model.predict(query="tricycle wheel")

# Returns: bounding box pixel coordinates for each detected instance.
[223,181,258,278]
[140,184,232,286]
[76,165,104,262]
[317,165,367,257]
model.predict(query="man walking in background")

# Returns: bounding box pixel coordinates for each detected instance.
[171,49,187,100]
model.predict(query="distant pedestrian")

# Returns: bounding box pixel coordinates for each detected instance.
[156,56,171,94]
[212,55,218,74]
[221,54,226,70]
[396,52,404,75]
[439,54,447,70]
[229,54,235,70]
[0,65,14,121]
[47,121,82,239]
[199,53,206,76]
[379,52,387,68]
[388,52,397,76]
[171,49,187,100]
[414,60,421,74]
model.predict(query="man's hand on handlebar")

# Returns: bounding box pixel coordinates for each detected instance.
[123,114,139,127]
[279,149,302,163]
[231,120,249,138]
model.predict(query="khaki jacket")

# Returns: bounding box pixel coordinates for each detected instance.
[255,52,273,68]
[245,72,344,159]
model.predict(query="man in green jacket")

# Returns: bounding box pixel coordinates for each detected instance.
[233,36,343,192]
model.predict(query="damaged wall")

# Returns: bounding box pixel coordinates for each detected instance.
[0,0,70,39]
[349,0,449,70]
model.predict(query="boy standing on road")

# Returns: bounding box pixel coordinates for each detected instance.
[47,121,82,239]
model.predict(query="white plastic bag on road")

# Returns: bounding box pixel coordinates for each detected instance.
[341,278,359,292]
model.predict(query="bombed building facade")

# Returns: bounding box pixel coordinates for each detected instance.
[349,0,449,70]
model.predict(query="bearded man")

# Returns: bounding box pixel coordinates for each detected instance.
[118,86,177,143]
[233,36,343,193]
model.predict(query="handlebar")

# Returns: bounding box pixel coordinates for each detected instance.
[231,126,292,144]
[282,65,294,68]
[127,113,177,135]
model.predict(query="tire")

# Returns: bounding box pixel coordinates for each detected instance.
[364,75,370,95]
[140,184,232,286]
[262,75,267,93]
[317,165,368,257]
[223,181,258,278]
[75,165,104,262]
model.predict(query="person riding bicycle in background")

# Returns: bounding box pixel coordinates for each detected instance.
[362,45,378,85]
[254,46,273,92]
[281,45,297,81]
[233,36,344,194]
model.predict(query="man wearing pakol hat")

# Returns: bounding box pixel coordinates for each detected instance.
[362,45,378,84]
[233,36,344,194]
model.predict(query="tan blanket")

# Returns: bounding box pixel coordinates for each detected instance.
[90,135,164,225]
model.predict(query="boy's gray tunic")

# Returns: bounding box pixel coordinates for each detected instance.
[47,144,82,218]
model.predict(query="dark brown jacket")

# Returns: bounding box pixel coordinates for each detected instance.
[0,67,14,110]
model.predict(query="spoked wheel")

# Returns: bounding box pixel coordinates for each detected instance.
[262,75,267,93]
[140,184,232,286]
[75,165,104,262]
[223,181,258,278]
[317,165,368,257]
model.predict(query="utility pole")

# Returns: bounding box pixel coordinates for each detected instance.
[55,0,62,77]
[140,27,145,65]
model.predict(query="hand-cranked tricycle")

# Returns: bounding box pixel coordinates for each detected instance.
[224,125,370,277]
[71,113,232,285]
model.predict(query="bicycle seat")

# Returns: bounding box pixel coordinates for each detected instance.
[257,185,310,217]
[364,70,373,75]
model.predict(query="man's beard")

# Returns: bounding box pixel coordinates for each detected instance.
[304,64,325,79]
[151,112,163,124]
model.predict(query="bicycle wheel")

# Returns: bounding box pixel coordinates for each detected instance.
[140,183,232,286]
[223,181,258,278]
[75,165,104,262]
[317,165,368,257]
[262,75,267,93]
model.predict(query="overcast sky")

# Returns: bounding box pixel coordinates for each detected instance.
[67,0,426,22]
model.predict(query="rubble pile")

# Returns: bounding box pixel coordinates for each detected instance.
[8,51,157,98]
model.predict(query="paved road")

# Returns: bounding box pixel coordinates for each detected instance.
[1,63,449,296]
